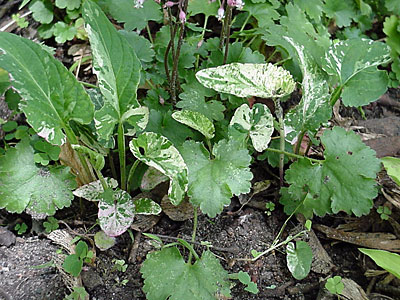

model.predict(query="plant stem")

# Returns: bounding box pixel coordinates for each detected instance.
[79,81,97,89]
[294,130,306,155]
[126,159,140,193]
[274,100,285,186]
[266,49,278,63]
[265,148,322,164]
[63,125,93,184]
[223,6,232,65]
[329,85,343,106]
[117,123,126,190]
[195,15,209,69]
[188,207,198,264]
[146,23,154,44]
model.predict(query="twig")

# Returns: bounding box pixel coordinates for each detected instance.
[223,6,232,65]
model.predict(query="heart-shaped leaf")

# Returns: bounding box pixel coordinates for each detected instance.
[286,241,312,280]
[98,188,135,236]
[230,103,274,152]
[129,132,188,206]
[94,230,116,251]
[196,63,295,99]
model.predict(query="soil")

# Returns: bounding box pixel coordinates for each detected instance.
[1,1,400,300]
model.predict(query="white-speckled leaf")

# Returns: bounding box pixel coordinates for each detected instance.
[122,106,149,136]
[172,110,215,139]
[82,1,141,141]
[98,188,135,236]
[141,167,168,191]
[129,132,188,205]
[134,198,162,215]
[283,37,331,143]
[322,39,391,106]
[0,138,76,219]
[196,63,295,98]
[0,32,94,145]
[230,103,274,152]
[73,178,118,201]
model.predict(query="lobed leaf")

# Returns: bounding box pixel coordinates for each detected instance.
[196,63,295,99]
[141,247,231,300]
[129,132,188,205]
[282,127,380,217]
[172,110,215,139]
[82,0,143,141]
[0,139,76,219]
[230,103,274,152]
[322,39,391,106]
[0,32,94,145]
[180,139,253,217]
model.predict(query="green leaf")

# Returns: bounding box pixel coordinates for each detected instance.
[75,241,88,259]
[134,198,162,215]
[0,68,10,95]
[323,0,357,28]
[53,22,77,43]
[63,254,83,277]
[286,241,312,280]
[283,37,331,143]
[73,178,119,201]
[381,157,400,186]
[294,0,324,21]
[180,139,253,217]
[98,188,135,236]
[82,0,142,141]
[237,271,251,284]
[55,0,81,10]
[359,248,400,279]
[0,139,76,218]
[188,0,219,17]
[385,0,400,14]
[29,0,53,24]
[322,39,391,107]
[94,230,116,251]
[242,1,280,29]
[325,276,344,294]
[0,33,94,145]
[196,63,295,99]
[71,144,105,171]
[119,30,155,66]
[383,16,400,56]
[230,103,274,152]
[283,127,380,217]
[172,110,215,139]
[107,0,162,31]
[141,247,231,300]
[129,132,188,205]
[140,167,168,191]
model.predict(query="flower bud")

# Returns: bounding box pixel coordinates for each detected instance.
[134,0,145,8]
[179,10,186,23]
[217,7,225,21]
[163,1,175,8]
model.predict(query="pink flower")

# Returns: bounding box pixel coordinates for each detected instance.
[179,10,186,23]
[217,7,225,21]
[163,1,175,8]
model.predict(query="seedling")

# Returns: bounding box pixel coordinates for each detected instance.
[112,259,128,273]
[377,206,392,220]
[265,201,275,216]
[14,222,28,235]
[325,276,344,297]
[64,287,88,300]
[62,241,94,277]
[43,216,59,233]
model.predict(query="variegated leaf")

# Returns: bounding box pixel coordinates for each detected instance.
[141,167,168,191]
[196,63,295,98]
[172,110,215,139]
[134,198,162,215]
[283,37,331,143]
[98,188,135,236]
[230,103,274,152]
[129,132,188,205]
[73,178,119,201]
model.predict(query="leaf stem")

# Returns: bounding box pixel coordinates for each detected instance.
[223,6,232,65]
[265,148,322,164]
[195,15,209,70]
[294,130,306,155]
[274,100,285,186]
[329,85,343,106]
[117,123,126,190]
[146,23,154,44]
[126,159,140,193]
[188,207,198,264]
[79,81,97,89]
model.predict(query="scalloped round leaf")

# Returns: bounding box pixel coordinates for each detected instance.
[230,103,274,152]
[286,241,312,280]
[129,132,188,206]
[141,167,168,191]
[141,248,231,300]
[0,138,76,219]
[134,198,162,215]
[381,157,400,186]
[196,63,295,99]
[98,188,135,236]
[172,110,215,139]
[284,127,381,217]
[73,178,118,201]
[94,230,116,251]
